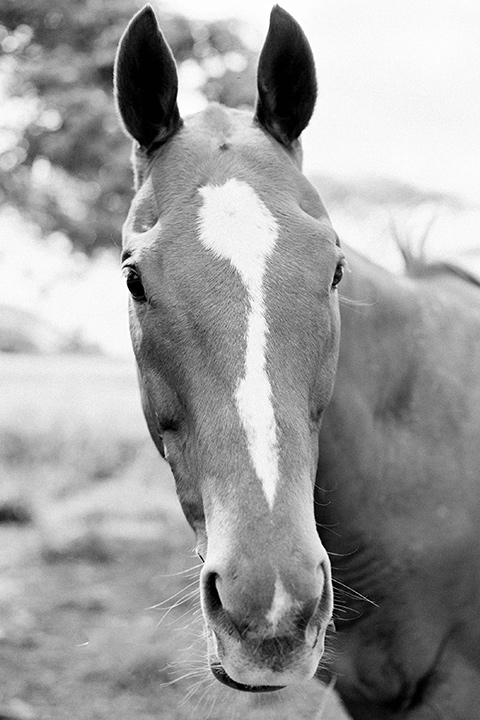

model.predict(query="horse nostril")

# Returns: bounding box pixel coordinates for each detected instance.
[202,570,223,615]
[201,559,332,642]
[202,569,246,637]
[294,560,331,631]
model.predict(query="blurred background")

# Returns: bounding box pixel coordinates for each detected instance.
[0,0,478,718]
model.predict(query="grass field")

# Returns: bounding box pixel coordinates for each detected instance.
[0,353,349,720]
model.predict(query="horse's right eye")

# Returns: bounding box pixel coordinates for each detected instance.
[126,269,146,301]
[332,261,345,290]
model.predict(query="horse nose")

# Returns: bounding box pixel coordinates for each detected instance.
[201,558,331,639]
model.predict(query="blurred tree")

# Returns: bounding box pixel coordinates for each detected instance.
[0,0,257,252]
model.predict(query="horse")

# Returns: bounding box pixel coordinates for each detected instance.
[114,5,480,718]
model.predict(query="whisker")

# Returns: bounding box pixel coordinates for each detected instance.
[156,562,203,578]
[159,667,207,688]
[158,588,200,610]
[157,597,202,627]
[147,577,200,609]
[182,678,207,706]
[332,578,378,607]
[150,587,200,615]
[190,675,218,715]
[202,681,220,720]
[153,591,201,628]
[169,610,204,632]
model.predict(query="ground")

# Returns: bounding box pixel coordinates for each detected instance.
[0,354,349,720]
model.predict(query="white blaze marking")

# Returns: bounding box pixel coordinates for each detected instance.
[266,577,294,632]
[197,178,280,508]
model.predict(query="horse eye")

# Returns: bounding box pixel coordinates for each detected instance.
[332,262,344,289]
[126,269,146,301]
[158,437,166,459]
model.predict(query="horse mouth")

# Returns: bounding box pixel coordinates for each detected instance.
[210,660,285,693]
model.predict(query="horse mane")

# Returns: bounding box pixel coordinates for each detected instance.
[405,258,480,288]
[392,217,480,288]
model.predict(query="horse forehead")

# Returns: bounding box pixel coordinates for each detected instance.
[183,104,265,152]
[123,174,334,322]
[197,179,278,271]
[124,103,330,242]
[149,104,312,202]
[188,103,243,142]
[123,103,335,304]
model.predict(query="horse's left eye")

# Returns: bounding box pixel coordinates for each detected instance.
[332,262,344,289]
[126,269,146,301]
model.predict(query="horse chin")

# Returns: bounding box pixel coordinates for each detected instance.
[209,660,285,693]
[206,628,287,693]
[206,622,326,692]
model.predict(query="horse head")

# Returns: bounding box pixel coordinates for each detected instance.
[115,4,345,691]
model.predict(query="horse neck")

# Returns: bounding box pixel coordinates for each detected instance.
[316,247,422,572]
[335,246,421,416]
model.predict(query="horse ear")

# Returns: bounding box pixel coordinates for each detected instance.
[255,5,317,148]
[114,4,181,151]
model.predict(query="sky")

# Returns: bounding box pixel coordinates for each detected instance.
[164,0,480,206]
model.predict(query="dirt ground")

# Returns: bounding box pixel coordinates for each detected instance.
[0,528,347,720]
[0,355,349,720]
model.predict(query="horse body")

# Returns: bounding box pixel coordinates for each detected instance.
[114,5,480,717]
[319,251,480,716]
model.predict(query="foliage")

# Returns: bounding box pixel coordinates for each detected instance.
[0,0,257,252]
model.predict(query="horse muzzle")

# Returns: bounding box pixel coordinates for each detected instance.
[200,554,333,691]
